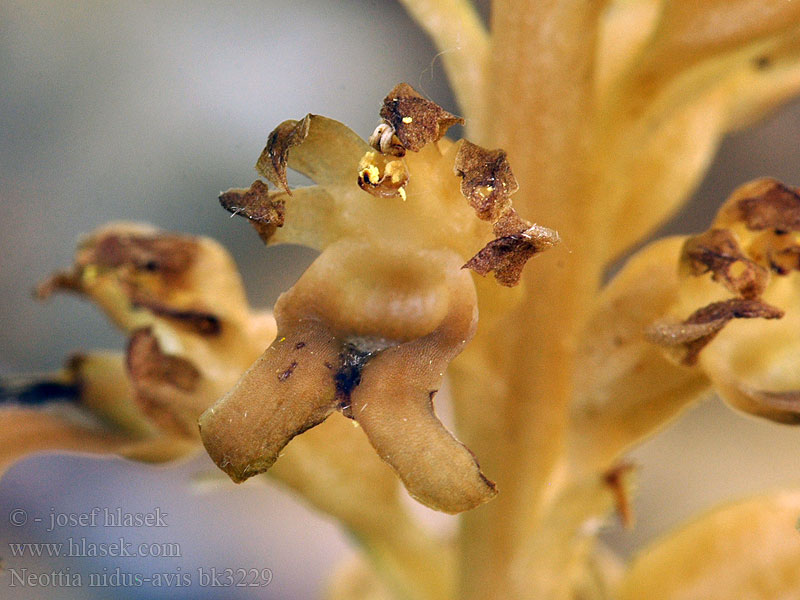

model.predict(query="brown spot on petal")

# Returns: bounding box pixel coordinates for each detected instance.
[126,328,202,436]
[647,298,784,366]
[682,229,768,299]
[454,140,519,222]
[219,180,285,243]
[379,83,463,152]
[721,179,800,232]
[278,361,298,382]
[748,231,800,275]
[256,115,311,194]
[333,339,385,416]
[464,223,560,287]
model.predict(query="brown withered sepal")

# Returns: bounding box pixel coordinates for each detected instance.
[464,224,560,287]
[379,83,463,152]
[454,140,518,222]
[126,328,202,437]
[256,115,311,194]
[219,180,285,243]
[681,229,768,299]
[454,140,559,286]
[719,179,800,232]
[648,298,784,366]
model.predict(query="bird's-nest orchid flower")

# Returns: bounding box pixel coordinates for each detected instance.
[199,83,559,513]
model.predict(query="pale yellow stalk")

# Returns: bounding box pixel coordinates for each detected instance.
[397,0,489,129]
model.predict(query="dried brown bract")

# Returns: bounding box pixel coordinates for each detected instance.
[379,83,463,152]
[604,463,636,528]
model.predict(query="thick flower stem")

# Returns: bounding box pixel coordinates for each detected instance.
[455,1,609,598]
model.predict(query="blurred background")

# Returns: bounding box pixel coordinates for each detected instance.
[1,1,799,598]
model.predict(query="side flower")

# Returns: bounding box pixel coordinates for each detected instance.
[0,223,275,473]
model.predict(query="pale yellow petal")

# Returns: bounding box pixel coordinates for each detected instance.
[603,88,727,261]
[198,320,342,482]
[618,491,800,600]
[268,185,353,250]
[256,114,371,190]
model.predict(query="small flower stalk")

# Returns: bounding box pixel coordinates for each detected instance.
[4,2,800,599]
